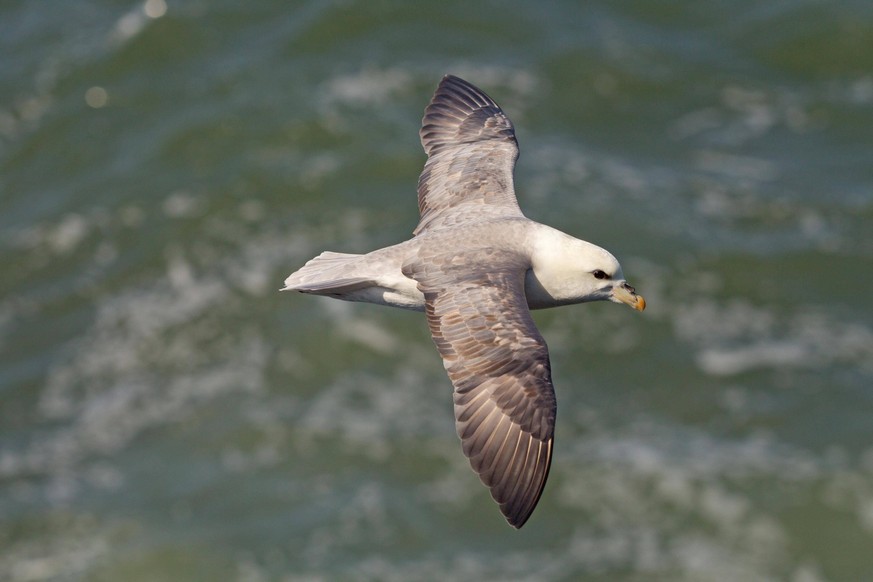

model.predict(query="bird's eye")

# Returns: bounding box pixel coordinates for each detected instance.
[593,270,610,280]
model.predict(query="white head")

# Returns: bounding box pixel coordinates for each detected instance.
[526,227,646,311]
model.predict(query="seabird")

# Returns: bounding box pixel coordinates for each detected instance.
[283,75,646,528]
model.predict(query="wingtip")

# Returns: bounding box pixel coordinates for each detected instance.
[440,74,469,90]
[506,513,529,529]
[499,436,553,529]
[419,74,514,156]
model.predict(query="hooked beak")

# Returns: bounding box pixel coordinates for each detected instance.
[611,282,646,312]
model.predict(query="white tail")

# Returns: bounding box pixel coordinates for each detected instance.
[282,242,423,309]
[282,251,373,294]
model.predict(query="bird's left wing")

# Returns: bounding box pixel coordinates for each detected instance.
[414,75,524,236]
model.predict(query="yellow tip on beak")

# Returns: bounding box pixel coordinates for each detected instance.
[611,285,646,312]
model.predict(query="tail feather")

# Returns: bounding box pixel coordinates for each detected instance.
[282,251,373,293]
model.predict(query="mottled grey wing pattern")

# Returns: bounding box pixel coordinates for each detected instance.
[414,75,524,236]
[404,249,556,528]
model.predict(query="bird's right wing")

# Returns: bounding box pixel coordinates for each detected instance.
[404,249,556,528]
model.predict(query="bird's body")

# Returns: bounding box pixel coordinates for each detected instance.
[283,75,645,528]
[286,219,629,312]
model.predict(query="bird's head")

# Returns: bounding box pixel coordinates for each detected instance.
[527,228,646,311]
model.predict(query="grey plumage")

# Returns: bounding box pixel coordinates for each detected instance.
[402,246,555,527]
[416,75,523,236]
[283,74,646,528]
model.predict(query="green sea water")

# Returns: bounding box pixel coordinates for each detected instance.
[2,1,873,580]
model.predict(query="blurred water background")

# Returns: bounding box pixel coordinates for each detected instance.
[2,1,873,580]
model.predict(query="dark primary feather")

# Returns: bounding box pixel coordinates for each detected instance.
[404,248,556,528]
[414,75,524,236]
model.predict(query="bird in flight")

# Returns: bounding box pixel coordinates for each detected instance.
[283,75,646,528]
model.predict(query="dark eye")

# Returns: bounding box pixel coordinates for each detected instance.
[593,270,610,280]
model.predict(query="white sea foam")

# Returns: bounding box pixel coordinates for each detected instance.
[323,68,413,107]
[297,361,446,462]
[4,208,310,498]
[110,0,167,45]
[673,298,873,377]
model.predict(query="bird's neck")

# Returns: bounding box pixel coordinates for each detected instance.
[525,226,588,308]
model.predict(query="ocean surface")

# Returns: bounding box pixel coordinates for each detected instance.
[2,1,873,580]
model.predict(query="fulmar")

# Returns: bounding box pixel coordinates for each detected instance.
[283,75,646,528]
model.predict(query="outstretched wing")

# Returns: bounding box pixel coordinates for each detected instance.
[415,75,524,236]
[404,249,556,528]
